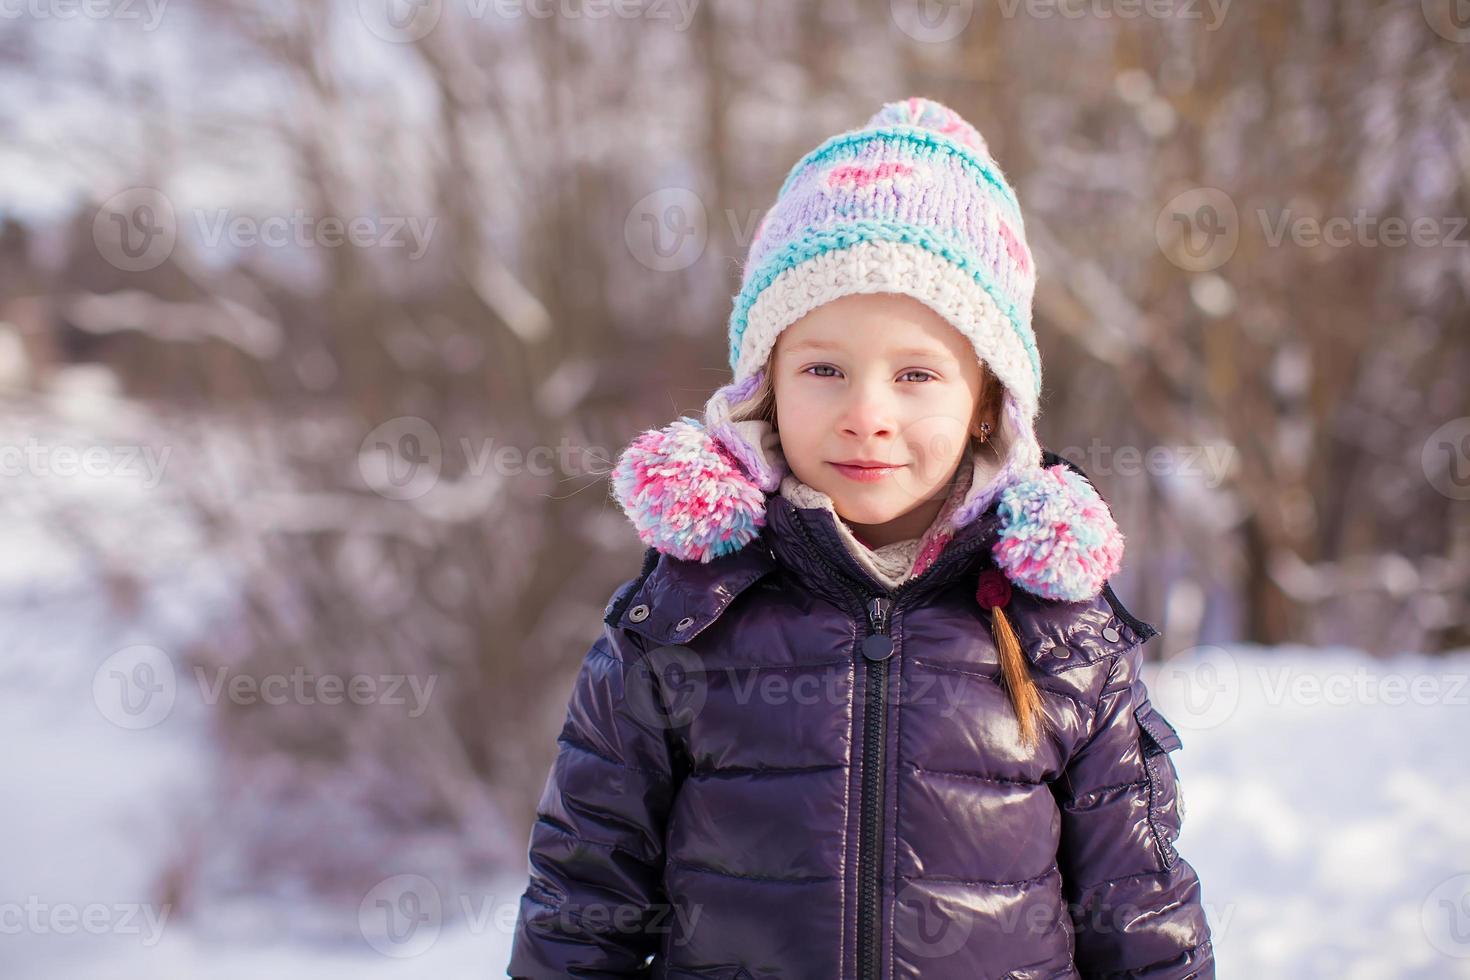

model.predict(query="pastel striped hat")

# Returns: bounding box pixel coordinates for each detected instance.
[727,97,1041,429]
[611,97,1125,603]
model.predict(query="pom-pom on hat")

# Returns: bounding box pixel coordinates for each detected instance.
[609,416,767,563]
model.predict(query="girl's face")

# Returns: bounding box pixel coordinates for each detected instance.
[772,292,986,547]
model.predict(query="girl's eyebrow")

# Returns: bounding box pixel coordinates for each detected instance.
[889,345,955,362]
[783,339,844,354]
[784,339,954,361]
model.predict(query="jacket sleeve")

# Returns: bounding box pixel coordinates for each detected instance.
[506,599,681,978]
[1052,642,1216,978]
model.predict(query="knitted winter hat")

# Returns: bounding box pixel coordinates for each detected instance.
[611,97,1124,603]
[726,97,1041,448]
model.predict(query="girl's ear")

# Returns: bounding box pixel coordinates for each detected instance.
[968,404,992,441]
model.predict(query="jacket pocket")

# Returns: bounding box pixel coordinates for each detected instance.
[1003,965,1081,980]
[658,966,752,980]
[1134,702,1184,869]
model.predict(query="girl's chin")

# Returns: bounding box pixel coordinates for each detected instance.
[829,496,907,528]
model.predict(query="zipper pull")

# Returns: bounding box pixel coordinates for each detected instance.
[861,596,894,661]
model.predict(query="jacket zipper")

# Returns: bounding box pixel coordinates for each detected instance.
[783,508,991,980]
[858,593,893,980]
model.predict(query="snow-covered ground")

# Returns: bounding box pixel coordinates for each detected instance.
[0,554,521,978]
[1149,644,1470,978]
[8,637,1467,978]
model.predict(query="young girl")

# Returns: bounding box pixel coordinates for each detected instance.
[507,98,1214,979]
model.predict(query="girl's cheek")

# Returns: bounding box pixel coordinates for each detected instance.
[790,381,831,406]
[909,418,970,455]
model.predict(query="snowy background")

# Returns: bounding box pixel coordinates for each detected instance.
[3,0,1468,977]
[0,390,525,977]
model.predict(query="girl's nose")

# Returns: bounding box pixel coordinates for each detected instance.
[838,384,897,440]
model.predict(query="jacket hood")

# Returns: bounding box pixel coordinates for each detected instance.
[609,413,1126,604]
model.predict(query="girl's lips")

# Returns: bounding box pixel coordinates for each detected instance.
[830,462,903,483]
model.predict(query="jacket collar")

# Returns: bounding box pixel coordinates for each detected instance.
[609,495,1155,675]
[765,491,999,606]
[608,537,778,647]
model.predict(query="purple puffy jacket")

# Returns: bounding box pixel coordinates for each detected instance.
[507,451,1214,979]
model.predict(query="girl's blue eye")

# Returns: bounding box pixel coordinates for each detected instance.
[803,366,936,382]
